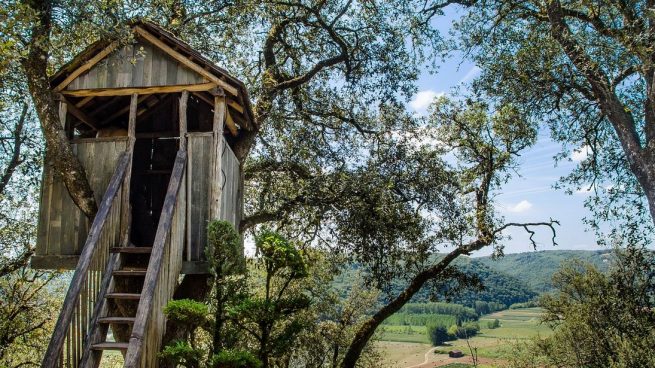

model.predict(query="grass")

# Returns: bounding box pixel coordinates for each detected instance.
[378,307,553,363]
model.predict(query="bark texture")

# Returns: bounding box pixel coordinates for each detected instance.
[22,0,97,219]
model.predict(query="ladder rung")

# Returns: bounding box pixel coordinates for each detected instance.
[98,317,136,324]
[105,293,141,300]
[91,342,129,351]
[110,247,152,254]
[113,269,147,276]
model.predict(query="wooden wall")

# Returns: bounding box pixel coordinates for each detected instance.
[33,138,128,269]
[186,133,240,263]
[67,39,205,90]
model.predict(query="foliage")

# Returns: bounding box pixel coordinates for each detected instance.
[486,319,500,330]
[209,349,261,368]
[426,324,452,346]
[383,313,457,327]
[159,340,203,368]
[205,220,244,353]
[511,247,655,368]
[226,230,311,368]
[509,301,540,310]
[164,299,209,329]
[478,250,611,293]
[397,302,478,322]
[451,322,480,339]
[450,0,655,239]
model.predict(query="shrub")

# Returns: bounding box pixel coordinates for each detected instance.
[159,340,203,368]
[453,322,480,339]
[486,319,501,329]
[164,299,209,328]
[211,349,262,368]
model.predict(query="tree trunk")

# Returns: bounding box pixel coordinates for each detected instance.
[22,0,97,219]
[340,248,466,368]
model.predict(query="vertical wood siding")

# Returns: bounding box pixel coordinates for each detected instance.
[67,40,205,90]
[36,138,128,260]
[186,133,240,262]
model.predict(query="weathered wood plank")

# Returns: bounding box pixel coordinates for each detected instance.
[179,90,188,150]
[133,26,238,96]
[60,82,217,97]
[56,41,119,91]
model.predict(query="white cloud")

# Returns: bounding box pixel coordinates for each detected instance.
[571,145,590,162]
[459,66,481,84]
[506,200,533,213]
[409,89,444,114]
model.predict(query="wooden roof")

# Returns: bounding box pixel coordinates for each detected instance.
[50,21,255,131]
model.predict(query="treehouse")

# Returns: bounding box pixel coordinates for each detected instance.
[31,22,254,367]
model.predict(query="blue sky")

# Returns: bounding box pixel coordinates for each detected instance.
[408,8,601,256]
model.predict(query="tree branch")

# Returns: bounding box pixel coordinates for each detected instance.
[0,102,28,195]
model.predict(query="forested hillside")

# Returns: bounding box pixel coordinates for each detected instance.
[335,250,614,310]
[476,250,611,293]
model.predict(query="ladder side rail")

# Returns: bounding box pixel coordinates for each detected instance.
[42,151,132,368]
[124,150,187,367]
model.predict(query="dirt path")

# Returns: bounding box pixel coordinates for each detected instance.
[404,347,438,368]
[405,347,507,368]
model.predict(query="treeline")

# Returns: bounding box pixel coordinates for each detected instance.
[398,302,478,323]
[383,313,456,327]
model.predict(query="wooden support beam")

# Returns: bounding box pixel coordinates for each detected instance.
[210,95,226,219]
[121,94,138,243]
[179,90,188,150]
[127,94,138,150]
[191,91,213,107]
[54,41,119,92]
[225,108,238,136]
[60,82,218,97]
[134,26,239,96]
[226,98,244,114]
[60,96,100,130]
[100,94,150,125]
[75,96,94,108]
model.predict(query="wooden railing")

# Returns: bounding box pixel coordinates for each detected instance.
[42,151,131,368]
[124,150,187,367]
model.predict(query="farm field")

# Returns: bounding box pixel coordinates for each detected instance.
[377,308,551,367]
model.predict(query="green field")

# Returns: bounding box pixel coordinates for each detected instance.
[378,308,552,362]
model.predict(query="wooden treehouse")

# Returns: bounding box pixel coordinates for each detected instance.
[31,22,254,367]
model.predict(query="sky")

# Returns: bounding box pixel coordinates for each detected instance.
[408,7,601,256]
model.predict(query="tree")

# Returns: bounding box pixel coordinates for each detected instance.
[340,97,558,367]
[427,324,451,346]
[229,231,310,368]
[441,0,655,237]
[205,220,244,353]
[509,247,655,368]
[0,25,61,365]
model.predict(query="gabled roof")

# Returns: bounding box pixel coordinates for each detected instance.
[50,21,255,130]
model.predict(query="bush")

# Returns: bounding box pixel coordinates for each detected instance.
[453,322,480,339]
[159,340,203,367]
[211,349,262,368]
[486,319,501,329]
[427,324,451,346]
[164,299,209,328]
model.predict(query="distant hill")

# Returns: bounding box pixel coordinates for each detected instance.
[333,250,613,309]
[334,257,539,308]
[475,249,612,293]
